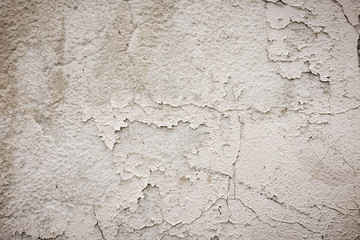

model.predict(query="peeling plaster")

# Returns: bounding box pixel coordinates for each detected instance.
[1,0,360,239]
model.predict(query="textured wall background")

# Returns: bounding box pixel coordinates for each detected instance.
[1,0,360,239]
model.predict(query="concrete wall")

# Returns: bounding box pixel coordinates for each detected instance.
[1,0,360,239]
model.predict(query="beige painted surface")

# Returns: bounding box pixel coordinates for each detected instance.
[1,0,360,239]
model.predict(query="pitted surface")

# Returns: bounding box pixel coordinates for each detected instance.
[1,0,360,239]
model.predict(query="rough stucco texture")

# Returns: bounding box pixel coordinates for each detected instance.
[1,0,360,239]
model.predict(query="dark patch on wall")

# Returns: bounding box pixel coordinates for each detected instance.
[358,33,360,67]
[358,15,360,67]
[0,0,40,220]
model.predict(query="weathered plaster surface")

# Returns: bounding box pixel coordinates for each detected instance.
[1,0,360,239]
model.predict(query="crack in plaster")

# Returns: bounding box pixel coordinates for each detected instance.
[2,0,360,239]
